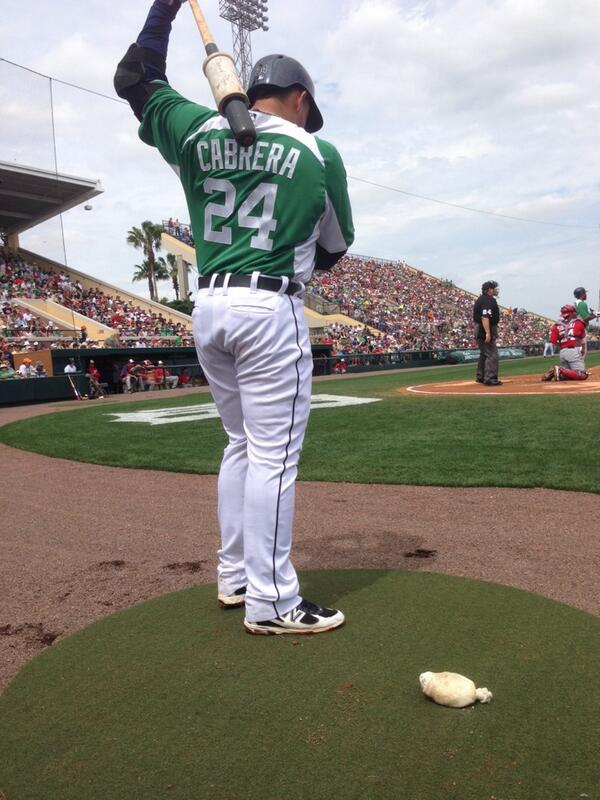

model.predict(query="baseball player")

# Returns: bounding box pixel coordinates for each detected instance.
[541,305,589,381]
[573,287,597,326]
[115,0,354,635]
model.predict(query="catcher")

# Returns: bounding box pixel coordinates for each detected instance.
[541,305,590,381]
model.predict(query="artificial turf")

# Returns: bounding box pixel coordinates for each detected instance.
[0,354,599,492]
[0,570,598,800]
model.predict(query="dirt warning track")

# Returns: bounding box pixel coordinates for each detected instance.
[403,372,600,396]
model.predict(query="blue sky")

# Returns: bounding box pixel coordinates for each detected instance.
[1,0,599,317]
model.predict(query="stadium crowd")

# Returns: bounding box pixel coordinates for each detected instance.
[0,248,192,350]
[310,256,552,354]
[2,246,596,365]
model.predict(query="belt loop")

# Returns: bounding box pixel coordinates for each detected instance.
[278,276,290,296]
[208,273,218,296]
[222,272,232,296]
[250,270,260,293]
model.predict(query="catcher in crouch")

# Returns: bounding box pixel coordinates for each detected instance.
[542,304,590,381]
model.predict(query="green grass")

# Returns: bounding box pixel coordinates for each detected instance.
[1,571,598,800]
[1,354,599,492]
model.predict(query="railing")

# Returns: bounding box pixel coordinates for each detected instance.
[162,220,195,247]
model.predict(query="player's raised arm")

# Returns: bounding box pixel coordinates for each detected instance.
[114,0,184,120]
[314,139,354,270]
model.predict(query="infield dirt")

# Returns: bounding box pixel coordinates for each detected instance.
[403,371,600,395]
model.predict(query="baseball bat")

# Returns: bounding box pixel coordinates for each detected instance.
[187,0,256,147]
[67,374,83,401]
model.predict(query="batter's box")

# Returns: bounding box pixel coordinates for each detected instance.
[108,394,380,425]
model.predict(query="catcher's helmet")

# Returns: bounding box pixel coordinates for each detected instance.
[560,304,576,317]
[481,280,498,293]
[247,54,323,133]
[573,286,586,299]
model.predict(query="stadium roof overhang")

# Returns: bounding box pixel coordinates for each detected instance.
[0,161,103,237]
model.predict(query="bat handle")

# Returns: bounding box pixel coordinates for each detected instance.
[223,97,257,147]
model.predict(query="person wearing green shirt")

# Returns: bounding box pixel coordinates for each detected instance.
[115,0,354,636]
[573,287,596,325]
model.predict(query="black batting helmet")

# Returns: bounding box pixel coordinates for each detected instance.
[247,54,323,133]
[481,280,498,293]
[573,286,586,299]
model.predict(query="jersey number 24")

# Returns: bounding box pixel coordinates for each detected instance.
[203,177,278,252]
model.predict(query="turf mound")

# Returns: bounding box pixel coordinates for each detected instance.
[1,570,598,800]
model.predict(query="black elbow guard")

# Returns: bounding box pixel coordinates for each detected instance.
[114,43,168,120]
[314,243,346,271]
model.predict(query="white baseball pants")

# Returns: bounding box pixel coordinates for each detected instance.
[192,282,313,622]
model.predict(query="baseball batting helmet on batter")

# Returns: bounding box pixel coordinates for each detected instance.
[573,287,586,299]
[247,54,323,133]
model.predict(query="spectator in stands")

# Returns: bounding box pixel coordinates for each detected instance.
[34,361,47,377]
[0,360,16,380]
[0,247,192,348]
[310,255,549,353]
[17,357,35,378]
[64,358,77,374]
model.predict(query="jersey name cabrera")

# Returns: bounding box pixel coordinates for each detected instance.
[139,85,354,282]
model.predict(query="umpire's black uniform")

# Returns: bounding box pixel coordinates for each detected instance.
[473,281,501,385]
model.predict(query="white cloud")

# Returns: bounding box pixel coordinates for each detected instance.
[3,0,600,317]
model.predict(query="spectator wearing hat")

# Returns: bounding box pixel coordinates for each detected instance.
[34,361,47,377]
[473,280,502,386]
[18,357,35,378]
[0,360,16,380]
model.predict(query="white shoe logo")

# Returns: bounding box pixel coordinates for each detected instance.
[287,607,305,623]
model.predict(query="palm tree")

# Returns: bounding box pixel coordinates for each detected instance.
[127,221,164,301]
[132,259,169,299]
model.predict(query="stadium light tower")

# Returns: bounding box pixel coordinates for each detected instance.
[218,0,269,89]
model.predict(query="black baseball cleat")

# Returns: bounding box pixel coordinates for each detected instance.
[483,379,503,386]
[218,586,247,608]
[475,378,485,384]
[244,598,345,635]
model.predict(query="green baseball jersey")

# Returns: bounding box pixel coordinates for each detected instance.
[574,299,590,321]
[139,84,354,281]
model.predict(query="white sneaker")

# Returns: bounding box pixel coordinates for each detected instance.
[217,586,246,608]
[244,598,345,636]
